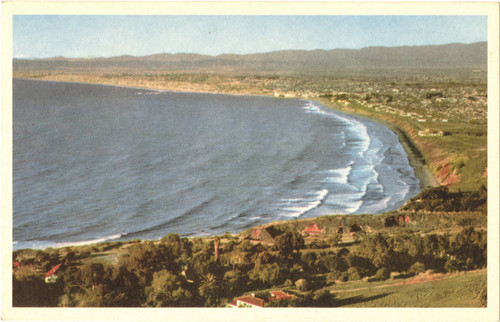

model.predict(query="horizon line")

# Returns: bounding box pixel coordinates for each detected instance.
[13,41,487,60]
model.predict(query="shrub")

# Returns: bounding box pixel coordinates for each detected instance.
[295,278,309,291]
[373,267,390,281]
[409,262,426,275]
[312,289,335,307]
[347,267,361,281]
[325,272,337,285]
[253,290,271,301]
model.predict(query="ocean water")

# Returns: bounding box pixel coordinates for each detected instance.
[13,79,419,250]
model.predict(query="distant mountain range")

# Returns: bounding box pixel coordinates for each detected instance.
[14,42,487,75]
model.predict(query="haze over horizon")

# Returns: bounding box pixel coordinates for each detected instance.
[14,15,487,59]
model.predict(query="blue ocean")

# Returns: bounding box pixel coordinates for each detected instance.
[13,79,419,250]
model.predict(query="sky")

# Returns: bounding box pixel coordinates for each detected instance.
[13,15,487,58]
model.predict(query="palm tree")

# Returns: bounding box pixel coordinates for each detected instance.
[198,273,222,306]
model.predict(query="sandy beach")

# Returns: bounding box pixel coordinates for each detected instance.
[316,98,439,190]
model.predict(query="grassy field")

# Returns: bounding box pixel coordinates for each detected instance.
[330,270,486,307]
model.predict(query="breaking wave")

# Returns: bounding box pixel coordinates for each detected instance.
[14,233,125,251]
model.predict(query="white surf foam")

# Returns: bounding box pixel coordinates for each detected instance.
[300,101,371,158]
[357,196,391,214]
[323,164,353,185]
[325,192,364,214]
[14,233,126,250]
[281,189,329,218]
[383,179,411,211]
[301,101,331,117]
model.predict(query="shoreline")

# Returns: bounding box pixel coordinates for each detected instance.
[19,76,437,188]
[315,98,439,190]
[13,77,440,250]
[14,76,439,190]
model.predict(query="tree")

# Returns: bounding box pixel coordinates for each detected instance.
[265,298,292,307]
[249,263,282,288]
[199,273,222,307]
[409,262,425,275]
[254,250,273,270]
[295,278,310,292]
[229,247,245,271]
[78,263,110,290]
[61,263,117,307]
[312,289,335,307]
[111,265,143,306]
[161,233,193,260]
[275,230,305,258]
[356,233,393,270]
[13,274,61,307]
[373,267,390,281]
[170,288,195,307]
[384,216,398,227]
[145,270,182,307]
[223,270,247,297]
[120,242,175,285]
[450,227,487,270]
[72,284,115,307]
[349,223,362,233]
[253,290,271,301]
[346,267,361,281]
[327,232,342,247]
[317,252,348,275]
[301,252,317,272]
[347,254,376,278]
[35,250,50,264]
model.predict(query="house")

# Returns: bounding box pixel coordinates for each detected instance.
[45,263,62,283]
[227,291,293,308]
[227,294,265,308]
[418,128,444,137]
[269,290,294,301]
[302,223,325,235]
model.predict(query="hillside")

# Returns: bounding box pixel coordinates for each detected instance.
[14,42,487,76]
[12,208,487,307]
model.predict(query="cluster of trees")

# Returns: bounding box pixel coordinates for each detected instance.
[402,186,487,213]
[300,226,486,284]
[13,225,486,307]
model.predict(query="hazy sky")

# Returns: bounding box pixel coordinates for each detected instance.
[13,15,487,58]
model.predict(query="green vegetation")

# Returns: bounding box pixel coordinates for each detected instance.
[331,270,486,307]
[13,210,487,307]
[402,185,487,213]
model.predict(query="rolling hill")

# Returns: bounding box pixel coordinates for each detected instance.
[13,42,487,75]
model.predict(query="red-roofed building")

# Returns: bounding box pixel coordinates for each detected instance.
[227,290,293,308]
[45,264,62,283]
[269,290,294,301]
[302,223,326,235]
[251,228,262,239]
[227,295,265,308]
[13,261,20,269]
